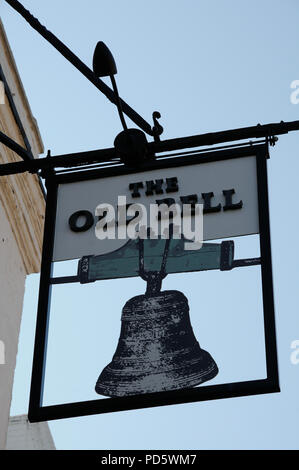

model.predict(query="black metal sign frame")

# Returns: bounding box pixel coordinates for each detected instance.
[28,143,279,422]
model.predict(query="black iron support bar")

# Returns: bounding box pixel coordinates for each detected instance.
[0,64,34,159]
[149,120,294,153]
[0,119,298,176]
[232,257,261,268]
[0,146,116,176]
[0,129,33,161]
[4,0,154,136]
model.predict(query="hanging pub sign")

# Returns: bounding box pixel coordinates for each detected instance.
[28,143,279,422]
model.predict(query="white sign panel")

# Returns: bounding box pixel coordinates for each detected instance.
[53,155,259,261]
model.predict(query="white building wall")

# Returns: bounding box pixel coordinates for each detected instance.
[0,20,45,449]
[0,202,26,448]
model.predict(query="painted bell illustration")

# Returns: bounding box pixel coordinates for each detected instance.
[90,234,221,397]
[95,289,218,396]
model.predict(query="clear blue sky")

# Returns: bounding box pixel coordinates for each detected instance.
[2,0,299,449]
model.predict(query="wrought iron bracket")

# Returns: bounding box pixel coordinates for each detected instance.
[4,0,158,139]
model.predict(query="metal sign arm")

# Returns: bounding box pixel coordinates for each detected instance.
[4,0,154,137]
[0,119,299,176]
[150,120,294,153]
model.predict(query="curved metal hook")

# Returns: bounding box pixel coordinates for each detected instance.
[152,111,164,142]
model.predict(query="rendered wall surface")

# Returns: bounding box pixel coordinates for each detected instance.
[6,415,55,450]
